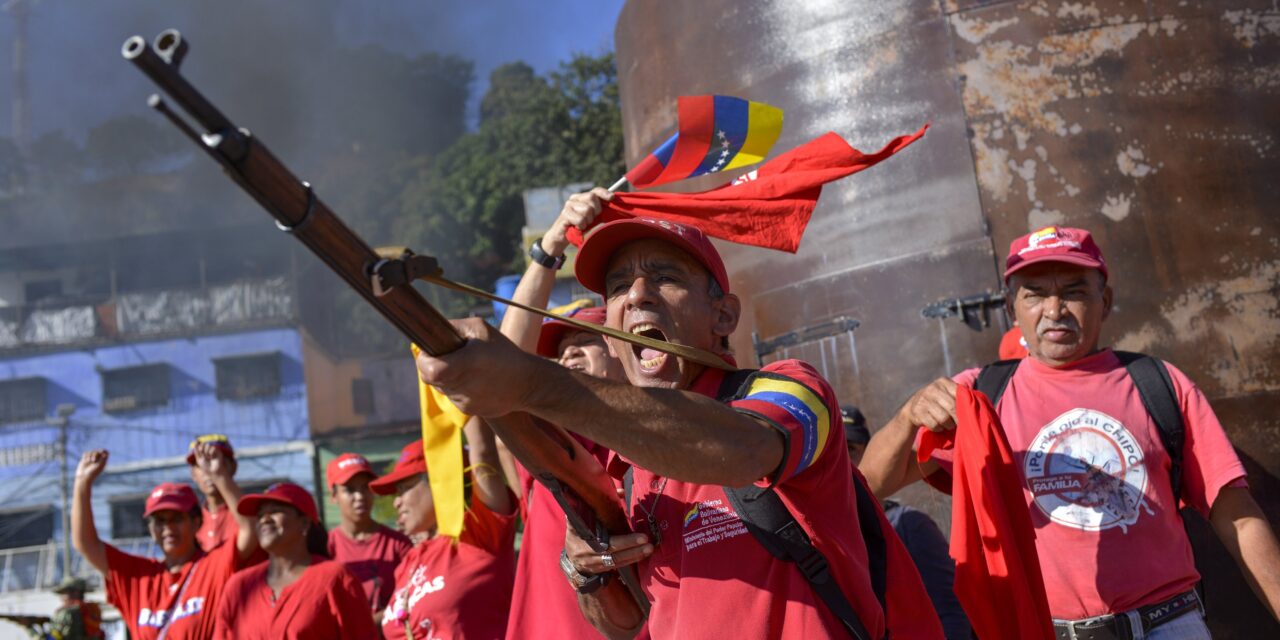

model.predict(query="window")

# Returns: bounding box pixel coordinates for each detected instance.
[0,378,47,424]
[352,378,374,415]
[23,279,63,304]
[0,506,54,550]
[215,353,281,401]
[109,496,150,540]
[102,364,171,413]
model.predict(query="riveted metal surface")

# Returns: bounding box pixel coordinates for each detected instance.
[616,0,1279,635]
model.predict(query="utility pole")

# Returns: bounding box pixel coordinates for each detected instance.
[48,403,76,579]
[5,0,32,153]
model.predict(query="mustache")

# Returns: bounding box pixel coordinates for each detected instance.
[1037,318,1079,333]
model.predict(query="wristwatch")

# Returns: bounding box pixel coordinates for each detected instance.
[529,237,566,271]
[560,550,612,594]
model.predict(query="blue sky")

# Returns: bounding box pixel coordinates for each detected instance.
[0,0,625,139]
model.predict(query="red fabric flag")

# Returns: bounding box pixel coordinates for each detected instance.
[917,385,1054,640]
[567,124,928,252]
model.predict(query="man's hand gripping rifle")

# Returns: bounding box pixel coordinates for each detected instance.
[122,29,647,613]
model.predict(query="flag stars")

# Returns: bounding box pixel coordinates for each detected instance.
[717,130,727,141]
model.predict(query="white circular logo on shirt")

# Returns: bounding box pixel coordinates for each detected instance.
[1023,408,1152,532]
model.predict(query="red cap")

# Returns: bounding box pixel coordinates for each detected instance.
[186,434,235,465]
[536,306,608,358]
[237,482,319,523]
[998,327,1029,360]
[369,440,427,496]
[574,218,730,296]
[143,482,199,517]
[326,453,376,487]
[1004,226,1108,282]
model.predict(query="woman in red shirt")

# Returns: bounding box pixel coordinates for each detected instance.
[213,482,376,639]
[70,445,259,640]
[373,418,517,640]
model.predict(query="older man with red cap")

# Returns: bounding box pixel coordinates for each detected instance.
[416,194,942,639]
[861,226,1280,638]
[325,453,412,617]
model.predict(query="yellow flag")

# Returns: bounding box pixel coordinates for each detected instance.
[411,344,469,539]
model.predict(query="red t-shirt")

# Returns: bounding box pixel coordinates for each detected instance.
[919,349,1248,619]
[616,360,941,640]
[198,505,237,552]
[328,524,414,613]
[505,439,613,639]
[382,492,517,640]
[105,539,244,640]
[213,558,378,640]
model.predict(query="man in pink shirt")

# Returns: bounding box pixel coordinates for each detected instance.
[326,452,413,619]
[862,226,1280,638]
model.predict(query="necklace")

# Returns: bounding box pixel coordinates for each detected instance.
[633,476,669,547]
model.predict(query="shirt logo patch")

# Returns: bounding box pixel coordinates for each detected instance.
[137,597,204,628]
[681,499,748,552]
[1024,408,1153,532]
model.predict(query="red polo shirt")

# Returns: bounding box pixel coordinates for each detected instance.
[197,505,237,552]
[382,492,517,640]
[105,539,244,640]
[615,360,943,639]
[213,558,377,640]
[506,437,614,639]
[328,524,414,613]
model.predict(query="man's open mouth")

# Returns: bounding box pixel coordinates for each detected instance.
[630,323,670,372]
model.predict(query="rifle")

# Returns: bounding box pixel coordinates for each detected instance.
[122,29,655,612]
[0,613,50,628]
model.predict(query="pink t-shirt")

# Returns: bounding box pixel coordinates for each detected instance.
[327,524,413,612]
[919,349,1247,620]
[382,492,517,640]
[505,438,614,639]
[616,360,941,640]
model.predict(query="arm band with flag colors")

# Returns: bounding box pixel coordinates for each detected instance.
[411,344,469,539]
[728,360,839,485]
[625,95,783,189]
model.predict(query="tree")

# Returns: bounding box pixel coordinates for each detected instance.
[84,115,186,177]
[393,53,624,311]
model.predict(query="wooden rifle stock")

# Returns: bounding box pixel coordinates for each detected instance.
[123,30,647,613]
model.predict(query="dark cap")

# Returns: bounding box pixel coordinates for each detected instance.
[841,405,870,445]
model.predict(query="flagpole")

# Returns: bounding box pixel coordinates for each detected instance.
[607,176,628,193]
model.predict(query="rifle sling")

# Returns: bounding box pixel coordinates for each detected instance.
[372,251,733,371]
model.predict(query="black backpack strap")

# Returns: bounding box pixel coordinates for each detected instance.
[717,367,880,640]
[724,485,878,640]
[623,467,634,518]
[1114,351,1186,504]
[973,358,1021,406]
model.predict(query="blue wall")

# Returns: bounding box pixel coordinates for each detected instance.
[0,327,310,534]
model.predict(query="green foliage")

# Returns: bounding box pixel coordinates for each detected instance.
[393,53,624,303]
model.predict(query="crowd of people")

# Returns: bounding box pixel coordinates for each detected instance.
[35,190,1280,640]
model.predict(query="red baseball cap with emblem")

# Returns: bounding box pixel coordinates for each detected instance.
[326,453,376,487]
[237,482,320,523]
[1004,226,1108,282]
[369,440,427,496]
[536,306,608,358]
[574,218,731,296]
[185,433,235,465]
[143,482,199,517]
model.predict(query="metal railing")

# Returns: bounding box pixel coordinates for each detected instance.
[0,276,296,353]
[0,538,159,595]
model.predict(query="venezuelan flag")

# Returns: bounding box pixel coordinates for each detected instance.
[625,95,783,189]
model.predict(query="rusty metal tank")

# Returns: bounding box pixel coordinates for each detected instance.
[615,1,1279,636]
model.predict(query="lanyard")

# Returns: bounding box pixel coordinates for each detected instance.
[155,557,201,640]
